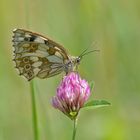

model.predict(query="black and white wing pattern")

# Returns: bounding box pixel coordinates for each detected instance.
[12,29,70,81]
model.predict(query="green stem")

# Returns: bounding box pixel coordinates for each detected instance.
[24,0,39,139]
[30,80,39,140]
[72,118,78,140]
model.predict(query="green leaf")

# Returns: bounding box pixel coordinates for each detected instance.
[83,100,111,109]
[89,81,94,92]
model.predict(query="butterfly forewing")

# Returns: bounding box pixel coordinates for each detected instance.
[12,29,70,81]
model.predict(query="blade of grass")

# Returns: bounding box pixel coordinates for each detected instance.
[24,0,39,139]
[30,80,39,140]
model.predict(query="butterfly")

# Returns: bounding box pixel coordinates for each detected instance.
[12,28,97,81]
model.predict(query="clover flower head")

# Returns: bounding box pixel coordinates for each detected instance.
[52,72,91,120]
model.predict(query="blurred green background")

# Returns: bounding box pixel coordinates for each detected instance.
[0,0,140,140]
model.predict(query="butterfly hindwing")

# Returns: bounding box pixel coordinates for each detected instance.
[12,28,69,81]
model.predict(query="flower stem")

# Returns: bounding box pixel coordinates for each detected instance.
[30,80,39,140]
[24,0,39,139]
[72,118,78,140]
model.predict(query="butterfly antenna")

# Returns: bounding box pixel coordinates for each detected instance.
[79,47,90,58]
[79,41,99,58]
[80,49,100,57]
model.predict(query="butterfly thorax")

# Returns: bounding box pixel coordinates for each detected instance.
[64,56,81,74]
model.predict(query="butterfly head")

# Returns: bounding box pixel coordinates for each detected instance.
[74,56,81,65]
[76,48,99,64]
[65,48,99,73]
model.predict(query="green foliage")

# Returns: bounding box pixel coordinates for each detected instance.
[89,81,94,92]
[83,100,111,108]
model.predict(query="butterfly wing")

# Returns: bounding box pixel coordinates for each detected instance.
[12,28,70,81]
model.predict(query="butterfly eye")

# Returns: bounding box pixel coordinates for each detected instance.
[76,58,81,64]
